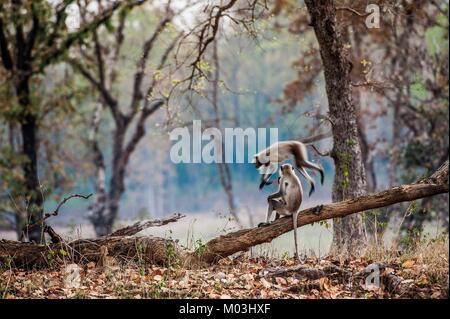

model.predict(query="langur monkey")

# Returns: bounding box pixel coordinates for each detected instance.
[258,164,303,262]
[252,141,324,196]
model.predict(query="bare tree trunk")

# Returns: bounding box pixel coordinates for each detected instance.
[97,119,128,236]
[17,77,44,243]
[6,123,26,239]
[87,103,108,236]
[305,0,367,254]
[354,92,377,193]
[212,40,239,225]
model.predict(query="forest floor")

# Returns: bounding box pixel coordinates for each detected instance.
[1,236,448,299]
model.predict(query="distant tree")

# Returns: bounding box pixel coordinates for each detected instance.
[210,39,239,225]
[0,0,141,242]
[70,1,192,236]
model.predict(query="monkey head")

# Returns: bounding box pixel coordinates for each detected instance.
[280,164,294,176]
[252,155,263,169]
[252,155,272,169]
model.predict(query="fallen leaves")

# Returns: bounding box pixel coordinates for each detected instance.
[0,253,447,299]
[402,260,416,269]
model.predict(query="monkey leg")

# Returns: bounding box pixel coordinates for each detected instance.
[292,211,303,264]
[258,199,285,227]
[298,159,325,185]
[296,166,316,197]
[259,172,273,190]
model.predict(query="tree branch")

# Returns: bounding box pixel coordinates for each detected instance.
[108,213,185,237]
[299,129,333,144]
[39,1,143,70]
[25,2,41,61]
[46,0,76,49]
[129,16,172,112]
[121,99,166,167]
[25,193,93,231]
[0,17,13,70]
[143,31,184,109]
[336,6,370,17]
[69,58,119,115]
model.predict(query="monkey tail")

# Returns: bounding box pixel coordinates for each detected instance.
[309,144,330,157]
[293,211,301,263]
[319,167,324,185]
[295,166,316,197]
[308,182,315,197]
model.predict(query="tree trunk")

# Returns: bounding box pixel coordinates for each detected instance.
[212,40,239,225]
[87,103,108,236]
[94,118,128,236]
[305,0,367,254]
[16,76,44,243]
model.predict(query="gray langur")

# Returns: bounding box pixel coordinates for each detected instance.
[252,141,324,196]
[258,164,304,262]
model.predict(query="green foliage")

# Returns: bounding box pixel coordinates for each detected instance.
[410,77,429,101]
[319,220,331,230]
[336,151,352,190]
[135,243,146,276]
[164,230,181,268]
[345,138,357,147]
[194,238,208,257]
[425,13,449,56]
[149,278,167,298]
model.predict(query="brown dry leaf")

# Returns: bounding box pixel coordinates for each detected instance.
[402,259,416,268]
[87,262,96,269]
[308,289,320,299]
[275,277,287,285]
[319,277,331,291]
[362,282,381,292]
[241,273,254,282]
[260,278,272,289]
[431,291,442,298]
[151,267,167,276]
[383,267,395,276]
[417,274,429,285]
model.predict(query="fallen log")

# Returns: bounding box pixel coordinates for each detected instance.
[0,161,448,269]
[362,262,417,297]
[108,213,185,237]
[259,263,348,280]
[0,213,187,269]
[197,160,448,263]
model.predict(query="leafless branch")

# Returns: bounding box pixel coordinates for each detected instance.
[108,213,185,237]
[24,193,93,231]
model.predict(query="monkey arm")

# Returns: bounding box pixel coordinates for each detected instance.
[267,190,283,201]
[259,173,274,189]
[260,198,286,227]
